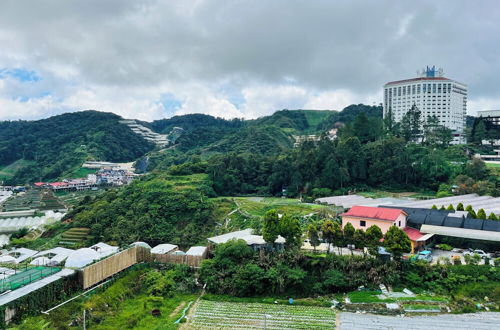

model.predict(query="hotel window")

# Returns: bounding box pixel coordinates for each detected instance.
[412,85,415,94]
[417,85,421,93]
[433,84,436,93]
[360,220,366,227]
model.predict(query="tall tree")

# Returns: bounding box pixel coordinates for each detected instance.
[384,226,411,259]
[365,225,383,255]
[262,210,280,246]
[321,220,334,253]
[279,214,302,249]
[307,223,321,252]
[343,222,355,246]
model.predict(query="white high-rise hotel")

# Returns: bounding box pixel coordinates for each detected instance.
[383,66,467,143]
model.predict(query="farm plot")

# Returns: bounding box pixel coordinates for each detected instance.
[189,300,336,329]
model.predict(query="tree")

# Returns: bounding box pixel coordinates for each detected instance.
[262,210,280,245]
[353,229,366,253]
[384,226,411,259]
[446,204,455,211]
[456,203,464,211]
[431,205,438,210]
[477,209,487,219]
[488,213,498,220]
[400,104,422,142]
[307,223,320,251]
[279,214,302,249]
[343,222,355,246]
[439,205,446,211]
[473,120,487,145]
[383,106,395,135]
[321,220,335,254]
[466,205,476,218]
[465,159,489,180]
[365,225,383,255]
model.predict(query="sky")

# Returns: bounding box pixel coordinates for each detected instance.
[0,0,499,122]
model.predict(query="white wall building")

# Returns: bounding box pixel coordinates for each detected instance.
[383,66,467,144]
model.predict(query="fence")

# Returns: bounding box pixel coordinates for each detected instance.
[152,252,206,268]
[0,266,61,293]
[80,246,150,289]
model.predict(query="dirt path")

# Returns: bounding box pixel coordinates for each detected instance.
[169,301,186,318]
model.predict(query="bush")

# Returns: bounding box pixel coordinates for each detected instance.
[436,244,453,251]
[456,203,464,211]
[494,258,500,267]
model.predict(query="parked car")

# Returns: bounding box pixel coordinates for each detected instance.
[463,249,491,259]
[416,250,433,262]
[490,251,500,258]
[409,250,433,263]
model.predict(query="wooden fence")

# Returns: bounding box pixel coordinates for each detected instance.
[80,246,150,289]
[79,246,206,289]
[151,252,206,268]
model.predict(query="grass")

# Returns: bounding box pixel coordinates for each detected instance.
[202,294,332,307]
[0,159,34,181]
[347,291,448,304]
[12,267,198,329]
[485,162,500,168]
[210,197,336,234]
[64,167,98,179]
[402,303,441,310]
[93,293,197,330]
[232,197,329,217]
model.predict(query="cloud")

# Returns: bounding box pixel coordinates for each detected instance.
[0,0,499,120]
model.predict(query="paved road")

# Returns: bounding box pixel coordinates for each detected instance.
[338,312,500,330]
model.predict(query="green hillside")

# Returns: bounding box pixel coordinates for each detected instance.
[0,111,155,184]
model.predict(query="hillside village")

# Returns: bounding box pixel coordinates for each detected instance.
[0,106,498,328]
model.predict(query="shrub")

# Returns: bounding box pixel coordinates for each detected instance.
[446,204,455,211]
[436,244,453,251]
[452,256,462,265]
[494,258,500,267]
[488,213,498,220]
[456,203,464,211]
[477,209,487,219]
[439,205,446,211]
[431,205,438,210]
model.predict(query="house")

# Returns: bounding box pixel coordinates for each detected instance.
[341,206,430,253]
[207,229,286,251]
[341,206,408,232]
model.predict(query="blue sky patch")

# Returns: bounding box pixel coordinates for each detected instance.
[159,93,182,114]
[0,67,40,82]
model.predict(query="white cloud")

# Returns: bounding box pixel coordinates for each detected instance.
[0,0,499,121]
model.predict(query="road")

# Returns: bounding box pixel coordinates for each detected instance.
[338,312,500,329]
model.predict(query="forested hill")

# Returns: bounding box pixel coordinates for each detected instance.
[0,104,382,184]
[0,111,155,184]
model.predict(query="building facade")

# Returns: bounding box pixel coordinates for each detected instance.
[383,66,467,144]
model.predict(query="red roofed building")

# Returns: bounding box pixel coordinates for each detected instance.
[341,206,408,233]
[341,205,430,253]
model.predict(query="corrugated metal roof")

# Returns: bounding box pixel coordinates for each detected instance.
[341,206,405,222]
[420,225,500,241]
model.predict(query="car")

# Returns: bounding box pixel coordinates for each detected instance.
[490,251,500,258]
[416,250,433,262]
[463,249,491,259]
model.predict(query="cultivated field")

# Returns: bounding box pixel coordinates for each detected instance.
[189,300,336,329]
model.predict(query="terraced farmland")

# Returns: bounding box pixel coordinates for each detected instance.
[59,227,91,245]
[189,300,336,329]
